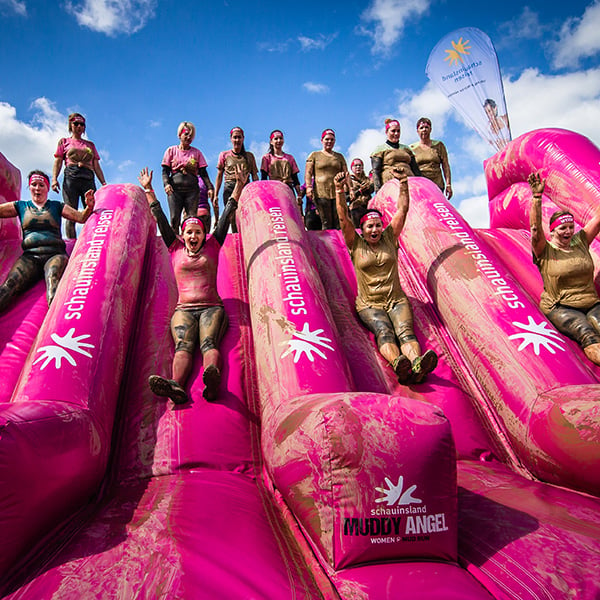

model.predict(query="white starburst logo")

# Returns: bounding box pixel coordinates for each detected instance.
[34,328,95,370]
[508,316,565,355]
[280,322,334,363]
[375,476,422,506]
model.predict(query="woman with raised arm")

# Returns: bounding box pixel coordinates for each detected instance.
[335,168,437,383]
[529,171,600,365]
[0,170,94,312]
[214,127,258,233]
[305,128,348,230]
[370,119,421,192]
[51,113,105,239]
[409,117,452,199]
[161,121,214,234]
[140,165,247,405]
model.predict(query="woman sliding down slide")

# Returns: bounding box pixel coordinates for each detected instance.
[0,170,94,312]
[335,168,437,383]
[139,165,247,405]
[529,171,600,365]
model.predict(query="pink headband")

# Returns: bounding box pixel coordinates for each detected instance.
[230,127,244,136]
[360,211,382,225]
[270,130,283,140]
[385,119,400,132]
[351,159,363,167]
[550,214,574,231]
[321,129,335,140]
[29,174,49,187]
[181,217,205,233]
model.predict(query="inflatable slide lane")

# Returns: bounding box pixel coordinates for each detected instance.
[371,169,600,598]
[1,179,333,598]
[0,180,152,587]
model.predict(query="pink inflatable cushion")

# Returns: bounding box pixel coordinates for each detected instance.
[268,391,457,569]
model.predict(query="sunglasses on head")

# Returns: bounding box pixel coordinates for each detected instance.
[72,121,86,127]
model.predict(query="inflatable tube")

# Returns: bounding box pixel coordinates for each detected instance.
[0,184,151,580]
[372,176,600,495]
[238,181,458,570]
[485,128,600,227]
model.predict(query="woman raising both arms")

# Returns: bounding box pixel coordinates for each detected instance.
[139,165,248,405]
[335,168,437,383]
[529,171,600,365]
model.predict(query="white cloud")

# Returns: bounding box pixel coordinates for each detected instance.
[249,140,268,162]
[456,194,490,229]
[359,0,431,55]
[0,99,66,195]
[395,81,452,136]
[497,7,544,44]
[504,67,600,144]
[0,0,26,16]
[258,41,291,53]
[298,33,337,51]
[118,159,134,171]
[65,0,156,36]
[303,82,330,94]
[346,128,382,170]
[148,119,161,128]
[552,1,600,69]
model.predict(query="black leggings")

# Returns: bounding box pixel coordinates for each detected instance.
[358,298,417,348]
[171,305,228,354]
[315,197,339,230]
[62,165,95,239]
[168,172,200,234]
[547,303,600,348]
[0,251,68,312]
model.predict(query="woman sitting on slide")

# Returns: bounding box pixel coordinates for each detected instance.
[335,168,437,383]
[529,171,600,365]
[139,165,247,405]
[0,170,94,312]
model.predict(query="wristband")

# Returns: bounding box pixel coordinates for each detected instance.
[144,188,153,193]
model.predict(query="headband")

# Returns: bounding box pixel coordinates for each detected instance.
[351,159,363,167]
[29,173,50,187]
[360,211,382,225]
[270,130,283,140]
[385,119,400,132]
[181,217,205,233]
[230,127,244,136]
[321,128,335,140]
[550,214,574,231]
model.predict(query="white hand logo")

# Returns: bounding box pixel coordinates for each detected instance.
[375,476,422,506]
[281,322,334,363]
[508,316,565,355]
[34,328,94,370]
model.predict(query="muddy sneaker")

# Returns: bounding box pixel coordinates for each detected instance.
[202,365,221,401]
[148,375,189,405]
[411,350,438,384]
[391,355,412,384]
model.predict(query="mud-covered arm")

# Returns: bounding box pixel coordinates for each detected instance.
[528,172,546,259]
[335,172,356,248]
[139,167,177,248]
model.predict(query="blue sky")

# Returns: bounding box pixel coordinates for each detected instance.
[1,0,599,227]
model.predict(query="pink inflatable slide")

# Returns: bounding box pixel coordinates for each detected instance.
[1,129,599,600]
